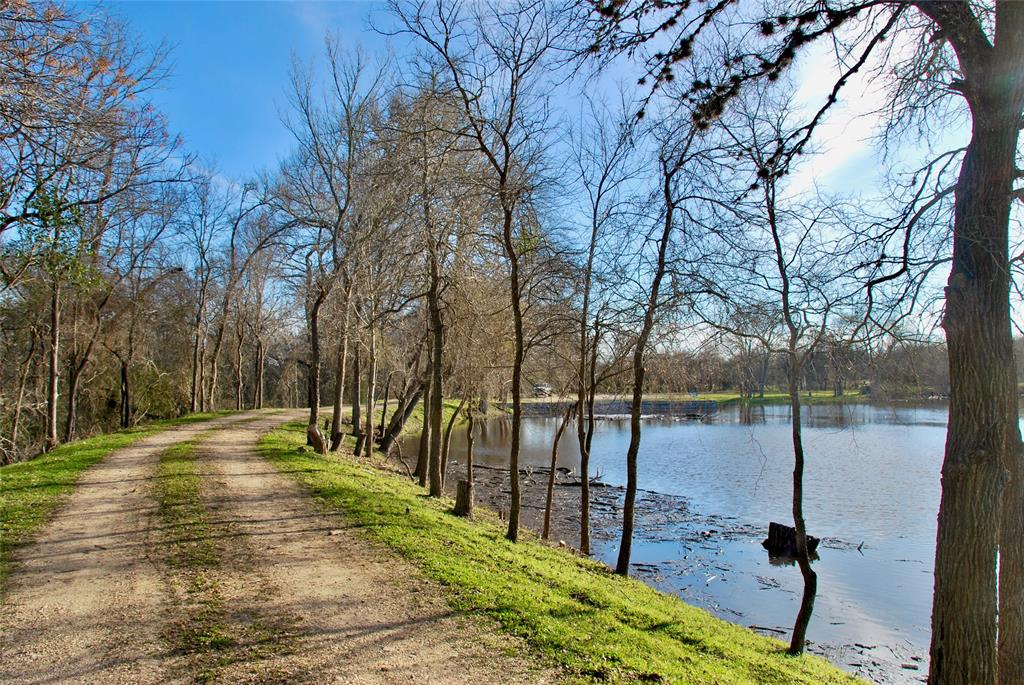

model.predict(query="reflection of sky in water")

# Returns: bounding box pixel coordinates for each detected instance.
[430,403,956,682]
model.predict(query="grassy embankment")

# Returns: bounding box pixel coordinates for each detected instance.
[259,421,861,685]
[328,397,466,455]
[519,390,868,407]
[695,391,867,406]
[0,411,230,586]
[155,428,294,681]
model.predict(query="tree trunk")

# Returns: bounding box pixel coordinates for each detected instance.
[234,332,245,411]
[503,206,525,542]
[381,384,423,454]
[1000,439,1024,684]
[427,260,445,498]
[330,294,351,450]
[544,402,576,541]
[10,332,36,453]
[577,262,595,553]
[63,362,81,443]
[120,359,131,428]
[921,4,1024,678]
[453,480,473,517]
[440,397,466,490]
[466,410,475,486]
[307,290,326,428]
[45,276,61,452]
[207,324,226,412]
[378,372,393,439]
[251,337,265,410]
[579,322,600,554]
[352,347,363,456]
[363,328,377,460]
[785,355,817,654]
[615,159,675,574]
[197,342,208,413]
[190,314,202,413]
[416,370,431,487]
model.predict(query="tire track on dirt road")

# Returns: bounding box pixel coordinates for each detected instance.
[0,412,259,685]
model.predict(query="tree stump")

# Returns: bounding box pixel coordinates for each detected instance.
[453,479,473,517]
[762,521,820,557]
[307,424,327,455]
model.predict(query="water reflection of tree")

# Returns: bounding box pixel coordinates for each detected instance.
[738,404,766,425]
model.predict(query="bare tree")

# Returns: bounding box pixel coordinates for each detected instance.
[584,2,1024,679]
[391,0,560,541]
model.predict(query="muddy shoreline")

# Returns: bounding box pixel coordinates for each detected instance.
[434,454,926,685]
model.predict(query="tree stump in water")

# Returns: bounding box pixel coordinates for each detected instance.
[307,424,327,455]
[762,521,820,557]
[453,479,473,517]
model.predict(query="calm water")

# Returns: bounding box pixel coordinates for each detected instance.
[443,403,952,682]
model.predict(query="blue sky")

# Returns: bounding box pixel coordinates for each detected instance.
[103,2,965,202]
[108,1,394,181]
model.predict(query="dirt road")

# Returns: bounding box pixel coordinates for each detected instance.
[1,411,551,684]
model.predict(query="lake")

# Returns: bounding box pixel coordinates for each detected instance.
[430,402,949,683]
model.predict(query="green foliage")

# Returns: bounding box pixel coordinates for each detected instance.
[11,187,98,284]
[0,411,229,587]
[260,423,862,685]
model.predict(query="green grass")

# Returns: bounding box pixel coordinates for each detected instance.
[157,433,219,569]
[154,433,235,667]
[395,397,468,436]
[259,422,861,685]
[0,411,230,586]
[694,391,868,406]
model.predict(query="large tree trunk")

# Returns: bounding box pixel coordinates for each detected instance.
[999,439,1023,684]
[929,138,1017,683]
[920,4,1024,680]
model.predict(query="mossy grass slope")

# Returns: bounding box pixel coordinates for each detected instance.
[259,421,861,685]
[0,411,230,585]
